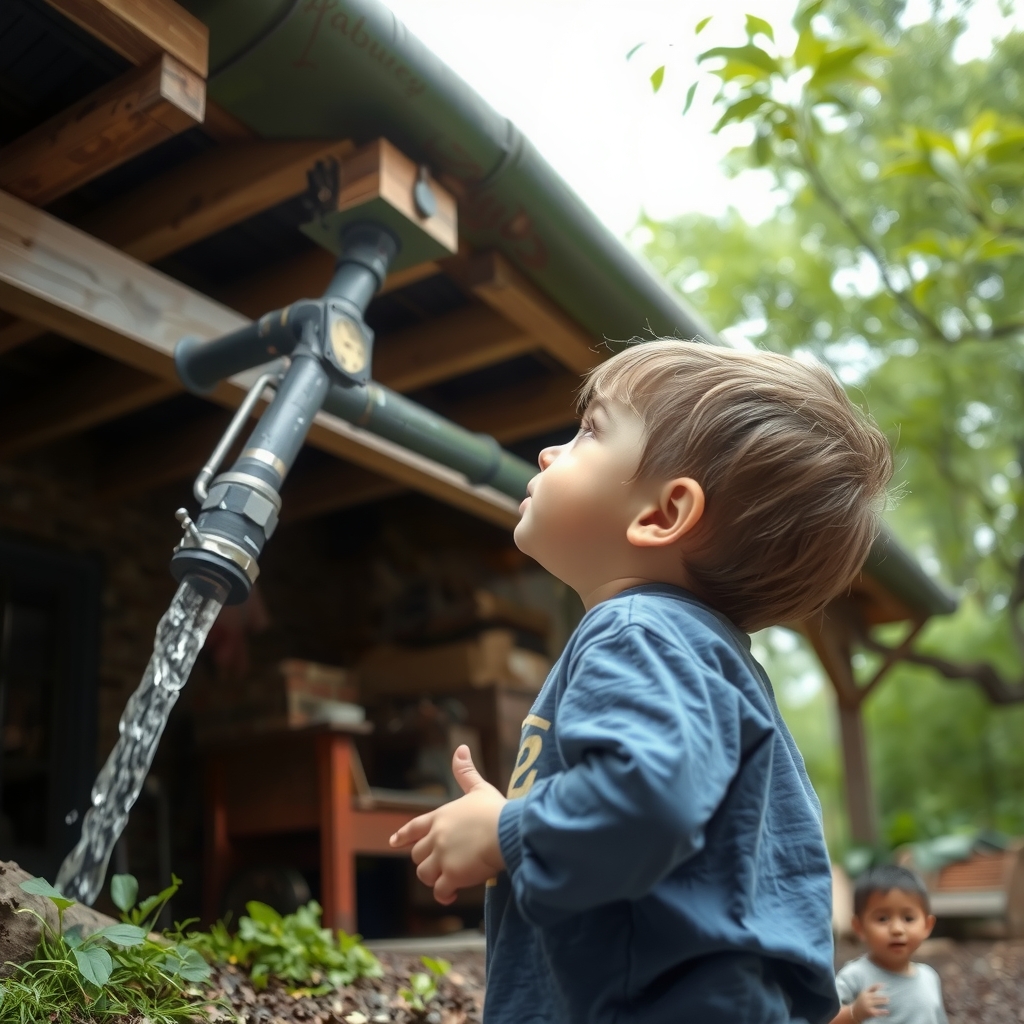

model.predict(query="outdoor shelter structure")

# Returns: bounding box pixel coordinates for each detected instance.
[0,0,955,864]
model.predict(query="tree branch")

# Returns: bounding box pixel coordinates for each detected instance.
[861,633,1024,705]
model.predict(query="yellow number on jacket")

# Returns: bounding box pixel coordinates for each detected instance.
[507,734,543,798]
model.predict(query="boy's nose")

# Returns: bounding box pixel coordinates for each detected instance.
[538,444,560,470]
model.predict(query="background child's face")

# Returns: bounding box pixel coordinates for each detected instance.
[513,398,648,599]
[852,888,936,972]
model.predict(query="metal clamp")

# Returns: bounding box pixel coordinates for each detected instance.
[173,509,260,585]
[194,370,282,503]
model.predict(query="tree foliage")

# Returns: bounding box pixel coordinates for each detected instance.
[638,0,1024,846]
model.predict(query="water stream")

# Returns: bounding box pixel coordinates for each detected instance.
[56,576,225,904]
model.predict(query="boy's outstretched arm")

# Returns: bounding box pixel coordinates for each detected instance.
[390,745,507,904]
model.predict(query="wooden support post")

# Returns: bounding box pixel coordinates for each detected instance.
[317,733,357,934]
[203,756,233,925]
[447,252,599,373]
[837,699,878,848]
[805,606,879,847]
[0,54,205,207]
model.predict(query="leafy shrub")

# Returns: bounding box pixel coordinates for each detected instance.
[187,900,382,993]
[0,873,210,1023]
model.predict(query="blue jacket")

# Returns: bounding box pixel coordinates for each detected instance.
[484,585,838,1024]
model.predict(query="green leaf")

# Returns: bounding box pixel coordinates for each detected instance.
[808,43,871,88]
[245,901,283,927]
[879,157,938,180]
[74,945,113,987]
[794,27,825,68]
[422,955,450,977]
[19,877,74,912]
[793,0,825,32]
[110,874,138,914]
[712,94,772,132]
[625,42,644,60]
[695,16,713,35]
[699,44,780,76]
[682,81,699,116]
[64,924,84,949]
[165,945,212,982]
[93,923,147,947]
[650,65,665,93]
[745,14,775,42]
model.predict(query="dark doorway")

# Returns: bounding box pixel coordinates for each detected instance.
[0,537,101,882]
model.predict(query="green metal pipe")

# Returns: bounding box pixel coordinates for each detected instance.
[322,381,535,500]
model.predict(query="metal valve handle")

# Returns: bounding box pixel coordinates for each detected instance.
[193,369,282,503]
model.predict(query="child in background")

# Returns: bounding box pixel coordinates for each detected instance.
[391,340,893,1023]
[833,864,948,1023]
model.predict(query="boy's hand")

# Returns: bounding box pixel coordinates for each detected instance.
[851,984,888,1021]
[389,745,507,905]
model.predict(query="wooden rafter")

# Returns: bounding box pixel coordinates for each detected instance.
[78,139,356,263]
[446,369,580,444]
[43,0,209,76]
[0,358,178,460]
[0,188,520,528]
[213,243,441,321]
[373,305,535,393]
[0,54,205,208]
[447,252,599,374]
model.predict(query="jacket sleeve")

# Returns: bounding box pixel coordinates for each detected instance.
[499,622,753,926]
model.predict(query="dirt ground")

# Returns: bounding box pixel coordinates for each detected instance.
[207,940,1024,1022]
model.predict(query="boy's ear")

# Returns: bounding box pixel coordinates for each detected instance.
[924,913,936,937]
[626,477,705,549]
[850,915,865,942]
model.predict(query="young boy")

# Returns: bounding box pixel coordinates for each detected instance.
[833,865,947,1023]
[390,340,893,1022]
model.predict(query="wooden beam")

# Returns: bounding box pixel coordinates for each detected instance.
[447,252,599,374]
[78,139,356,263]
[445,370,580,445]
[373,304,535,393]
[0,358,177,460]
[0,54,205,207]
[213,246,441,320]
[0,188,520,529]
[279,463,402,524]
[43,0,209,77]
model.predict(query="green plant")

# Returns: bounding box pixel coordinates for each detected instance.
[398,956,450,1014]
[0,874,211,1023]
[187,900,382,994]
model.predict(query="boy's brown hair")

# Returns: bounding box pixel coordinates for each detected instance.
[580,340,893,632]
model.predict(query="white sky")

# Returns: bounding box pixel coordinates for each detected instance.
[382,0,1023,240]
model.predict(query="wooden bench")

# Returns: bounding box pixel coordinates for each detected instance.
[203,722,445,932]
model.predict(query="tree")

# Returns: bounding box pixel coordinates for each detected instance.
[636,0,1024,846]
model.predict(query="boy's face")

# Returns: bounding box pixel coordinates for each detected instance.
[852,888,935,973]
[514,399,646,600]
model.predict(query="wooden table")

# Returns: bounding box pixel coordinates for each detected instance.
[203,722,440,933]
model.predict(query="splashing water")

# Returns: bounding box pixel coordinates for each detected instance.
[56,577,224,904]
